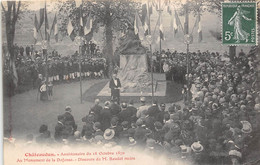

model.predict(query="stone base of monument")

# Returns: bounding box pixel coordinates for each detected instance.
[97,73,166,97]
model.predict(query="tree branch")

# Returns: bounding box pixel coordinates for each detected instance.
[1,2,6,14]
[14,0,21,22]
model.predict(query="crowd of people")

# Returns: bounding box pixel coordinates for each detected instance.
[3,42,108,96]
[4,44,260,164]
[149,49,187,84]
[5,46,259,164]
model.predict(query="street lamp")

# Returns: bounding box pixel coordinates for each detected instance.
[74,36,85,103]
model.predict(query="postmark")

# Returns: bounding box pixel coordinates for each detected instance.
[222,2,257,45]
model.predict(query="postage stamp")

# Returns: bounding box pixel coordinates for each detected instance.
[222,2,257,45]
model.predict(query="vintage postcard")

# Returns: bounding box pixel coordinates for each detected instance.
[2,0,260,165]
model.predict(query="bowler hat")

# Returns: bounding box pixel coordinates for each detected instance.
[103,129,115,140]
[191,142,204,153]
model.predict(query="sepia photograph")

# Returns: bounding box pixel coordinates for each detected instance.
[1,0,260,164]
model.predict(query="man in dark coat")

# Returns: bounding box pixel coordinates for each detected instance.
[100,101,112,131]
[26,45,31,57]
[110,99,121,117]
[89,99,102,122]
[156,103,168,124]
[118,121,130,145]
[54,115,65,142]
[36,124,51,144]
[147,100,160,118]
[109,73,121,104]
[118,102,133,123]
[62,106,77,132]
[19,46,24,56]
[134,119,149,147]
[127,100,138,123]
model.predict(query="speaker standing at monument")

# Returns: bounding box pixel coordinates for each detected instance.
[109,73,121,104]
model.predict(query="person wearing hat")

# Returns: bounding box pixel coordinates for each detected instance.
[152,121,164,143]
[100,101,112,131]
[89,99,102,122]
[128,137,137,149]
[228,149,242,165]
[118,102,133,124]
[134,119,149,147]
[109,73,121,104]
[103,128,116,142]
[69,131,82,145]
[54,115,65,142]
[144,138,163,155]
[191,141,205,164]
[126,100,138,123]
[156,103,168,124]
[62,105,77,133]
[93,122,103,137]
[147,100,160,118]
[36,124,51,144]
[110,98,121,116]
[143,109,156,131]
[136,97,150,119]
[109,117,122,138]
[118,121,131,146]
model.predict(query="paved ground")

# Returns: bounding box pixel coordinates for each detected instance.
[3,79,183,142]
[3,79,107,140]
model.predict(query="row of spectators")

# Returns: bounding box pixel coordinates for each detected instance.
[149,48,248,85]
[6,46,259,164]
[3,43,108,96]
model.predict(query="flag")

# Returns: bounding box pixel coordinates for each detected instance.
[67,18,74,36]
[45,5,50,41]
[159,17,164,40]
[174,10,182,33]
[70,29,77,41]
[173,10,179,36]
[51,14,58,42]
[149,1,153,15]
[144,15,149,36]
[197,14,202,42]
[33,14,38,43]
[167,5,172,15]
[75,0,82,8]
[142,1,152,36]
[39,8,44,30]
[84,15,92,35]
[141,3,147,26]
[134,12,145,40]
[80,16,83,27]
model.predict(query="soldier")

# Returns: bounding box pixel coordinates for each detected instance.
[68,60,74,80]
[63,59,69,81]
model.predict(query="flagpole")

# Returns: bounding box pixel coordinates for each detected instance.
[44,0,49,100]
[79,0,83,104]
[147,1,154,103]
[185,0,190,103]
[158,0,163,73]
[147,0,152,52]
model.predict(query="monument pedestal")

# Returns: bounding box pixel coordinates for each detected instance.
[98,54,166,97]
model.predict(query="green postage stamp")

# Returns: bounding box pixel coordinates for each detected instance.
[222,2,257,45]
